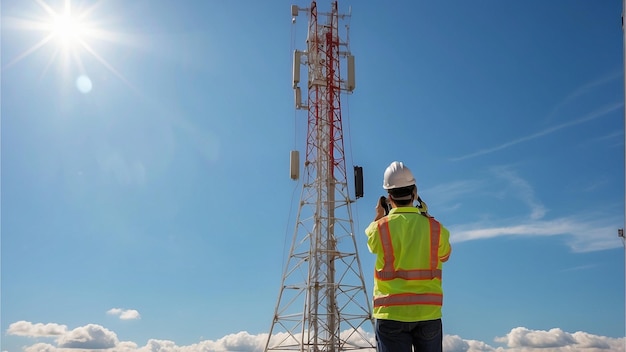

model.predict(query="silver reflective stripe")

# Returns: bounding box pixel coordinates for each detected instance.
[376,269,442,280]
[374,293,443,307]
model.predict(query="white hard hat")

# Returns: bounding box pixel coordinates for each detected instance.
[383,161,417,190]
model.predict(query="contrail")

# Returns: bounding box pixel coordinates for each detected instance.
[451,102,623,161]
[545,71,622,122]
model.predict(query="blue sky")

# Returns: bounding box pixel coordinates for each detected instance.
[2,0,625,351]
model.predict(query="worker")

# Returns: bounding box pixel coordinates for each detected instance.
[365,161,452,352]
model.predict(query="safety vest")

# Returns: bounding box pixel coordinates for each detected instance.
[366,207,451,322]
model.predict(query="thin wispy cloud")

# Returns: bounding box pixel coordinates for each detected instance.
[429,167,545,221]
[435,167,620,252]
[544,71,623,122]
[492,167,547,220]
[423,179,485,213]
[579,176,610,193]
[425,179,485,200]
[449,214,621,253]
[559,264,597,272]
[451,102,623,161]
[584,129,624,149]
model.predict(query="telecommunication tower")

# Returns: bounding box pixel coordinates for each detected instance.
[264,1,375,351]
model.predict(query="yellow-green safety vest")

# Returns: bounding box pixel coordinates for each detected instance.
[366,207,451,322]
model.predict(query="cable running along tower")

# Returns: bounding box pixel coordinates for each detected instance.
[264,2,374,351]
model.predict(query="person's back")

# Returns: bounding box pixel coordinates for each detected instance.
[365,161,451,352]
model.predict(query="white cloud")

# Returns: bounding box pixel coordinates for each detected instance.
[444,335,499,352]
[23,343,57,352]
[450,213,622,253]
[6,322,625,352]
[107,307,141,320]
[7,321,67,337]
[495,327,623,351]
[443,335,471,351]
[497,327,576,348]
[194,331,269,352]
[57,324,119,349]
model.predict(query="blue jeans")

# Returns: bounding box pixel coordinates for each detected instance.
[375,318,442,352]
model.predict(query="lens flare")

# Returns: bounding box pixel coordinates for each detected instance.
[4,0,132,89]
[76,74,92,93]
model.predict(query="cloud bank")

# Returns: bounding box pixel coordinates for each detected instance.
[6,320,625,352]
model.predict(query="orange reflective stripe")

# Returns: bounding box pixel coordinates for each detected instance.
[374,293,443,307]
[375,215,442,281]
[440,249,451,263]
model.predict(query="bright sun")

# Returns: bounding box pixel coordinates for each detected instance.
[5,0,130,91]
[51,10,86,47]
[42,0,94,51]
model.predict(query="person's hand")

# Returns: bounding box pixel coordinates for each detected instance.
[374,196,386,221]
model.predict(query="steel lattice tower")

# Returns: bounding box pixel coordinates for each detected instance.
[264,2,374,352]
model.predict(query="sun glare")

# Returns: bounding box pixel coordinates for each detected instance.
[5,0,131,91]
[51,11,86,46]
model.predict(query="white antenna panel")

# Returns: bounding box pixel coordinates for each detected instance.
[290,150,299,180]
[295,87,303,109]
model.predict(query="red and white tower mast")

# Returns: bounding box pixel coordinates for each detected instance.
[264,2,374,351]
